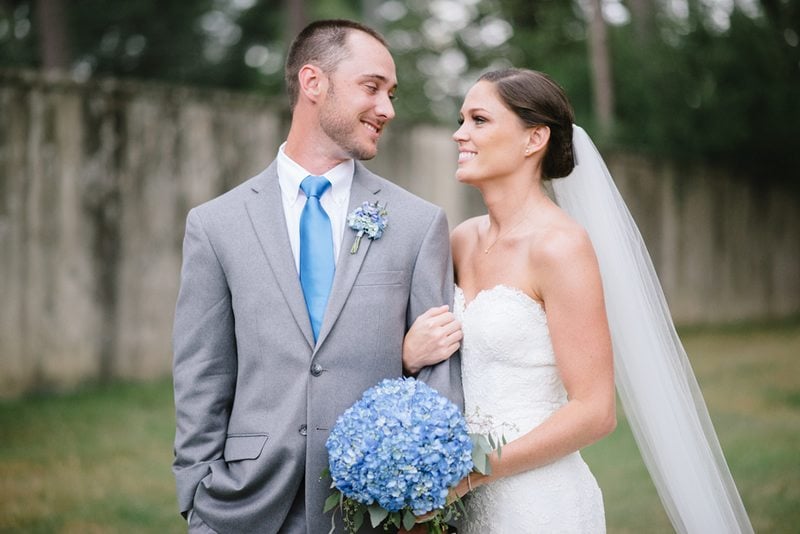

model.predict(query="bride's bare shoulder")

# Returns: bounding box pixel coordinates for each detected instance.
[452,215,484,235]
[532,209,596,268]
[451,215,485,249]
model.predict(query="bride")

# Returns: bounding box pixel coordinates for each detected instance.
[402,68,753,533]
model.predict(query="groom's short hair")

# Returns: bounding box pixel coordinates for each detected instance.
[285,19,388,111]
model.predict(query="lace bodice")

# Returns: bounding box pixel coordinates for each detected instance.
[455,285,567,439]
[454,284,605,533]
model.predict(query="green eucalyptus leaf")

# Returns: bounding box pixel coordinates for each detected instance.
[402,509,417,530]
[470,433,492,454]
[368,505,389,527]
[323,492,340,513]
[353,509,364,531]
[472,449,487,474]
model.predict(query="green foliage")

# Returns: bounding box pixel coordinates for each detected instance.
[211,0,287,96]
[1,0,798,185]
[375,0,517,124]
[469,429,506,474]
[500,0,594,124]
[0,2,38,68]
[69,0,219,85]
[611,6,800,183]
[324,490,464,533]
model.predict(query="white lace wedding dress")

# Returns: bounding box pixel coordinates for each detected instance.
[456,284,606,533]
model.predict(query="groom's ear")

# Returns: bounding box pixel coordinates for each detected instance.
[297,64,328,104]
[526,125,551,155]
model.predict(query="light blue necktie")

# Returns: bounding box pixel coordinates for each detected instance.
[299,175,335,342]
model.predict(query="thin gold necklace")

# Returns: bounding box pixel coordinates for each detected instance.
[483,206,532,254]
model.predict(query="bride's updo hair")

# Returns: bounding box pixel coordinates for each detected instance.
[478,69,575,180]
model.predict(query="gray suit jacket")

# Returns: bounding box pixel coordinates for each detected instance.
[173,160,463,533]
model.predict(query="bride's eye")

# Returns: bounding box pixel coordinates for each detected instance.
[473,115,487,124]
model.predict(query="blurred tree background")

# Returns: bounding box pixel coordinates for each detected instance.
[1,0,798,178]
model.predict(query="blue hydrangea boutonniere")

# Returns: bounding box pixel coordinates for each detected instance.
[347,201,388,254]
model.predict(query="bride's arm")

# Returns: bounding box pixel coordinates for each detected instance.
[466,225,616,489]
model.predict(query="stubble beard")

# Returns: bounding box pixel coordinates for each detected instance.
[319,84,379,161]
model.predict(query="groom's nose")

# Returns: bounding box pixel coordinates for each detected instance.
[375,92,395,121]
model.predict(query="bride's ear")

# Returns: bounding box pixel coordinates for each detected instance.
[525,125,550,156]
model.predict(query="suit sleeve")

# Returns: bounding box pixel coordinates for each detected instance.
[172,208,237,515]
[407,207,464,410]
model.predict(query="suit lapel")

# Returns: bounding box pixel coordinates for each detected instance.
[315,163,383,349]
[245,163,315,349]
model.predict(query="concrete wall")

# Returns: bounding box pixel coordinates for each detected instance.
[1,70,797,397]
[609,153,800,323]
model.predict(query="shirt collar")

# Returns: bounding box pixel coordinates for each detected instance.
[277,143,354,206]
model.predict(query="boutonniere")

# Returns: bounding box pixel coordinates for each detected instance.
[347,201,388,254]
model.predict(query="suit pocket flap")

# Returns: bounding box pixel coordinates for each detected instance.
[354,270,404,286]
[224,434,269,461]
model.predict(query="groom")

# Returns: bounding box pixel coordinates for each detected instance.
[172,19,463,533]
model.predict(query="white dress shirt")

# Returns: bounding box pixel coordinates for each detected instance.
[276,143,354,271]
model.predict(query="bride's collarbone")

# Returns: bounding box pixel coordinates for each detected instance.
[457,257,543,308]
[462,259,532,287]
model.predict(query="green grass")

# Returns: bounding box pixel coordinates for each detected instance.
[1,321,798,533]
[0,380,183,533]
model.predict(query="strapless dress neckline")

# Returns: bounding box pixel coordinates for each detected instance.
[455,284,546,320]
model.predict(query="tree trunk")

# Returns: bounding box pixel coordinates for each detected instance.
[286,0,308,41]
[587,0,614,136]
[627,0,657,44]
[34,0,70,72]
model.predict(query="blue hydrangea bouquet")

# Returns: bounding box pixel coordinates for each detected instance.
[324,377,480,533]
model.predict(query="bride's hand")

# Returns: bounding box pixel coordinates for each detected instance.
[403,305,462,375]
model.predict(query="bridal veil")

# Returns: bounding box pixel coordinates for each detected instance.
[551,125,753,533]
